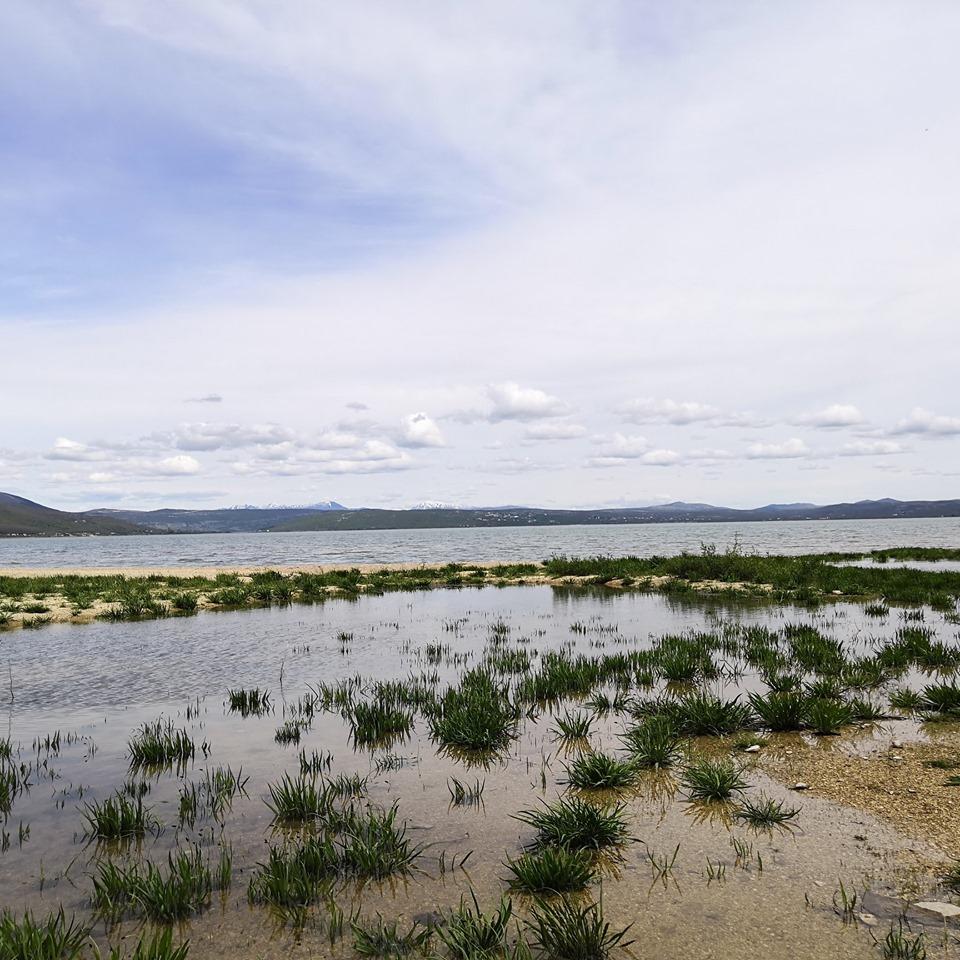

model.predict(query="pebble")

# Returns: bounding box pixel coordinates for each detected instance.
[857,912,879,927]
[791,782,810,791]
[914,901,960,919]
[892,740,904,749]
[744,745,761,754]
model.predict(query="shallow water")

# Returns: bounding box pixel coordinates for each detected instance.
[1,587,957,958]
[2,516,959,568]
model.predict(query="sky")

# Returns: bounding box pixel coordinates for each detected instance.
[2,0,958,512]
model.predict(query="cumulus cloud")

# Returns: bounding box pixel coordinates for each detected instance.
[890,407,960,436]
[586,433,680,467]
[487,382,570,422]
[524,422,587,441]
[746,438,811,460]
[794,404,865,428]
[839,439,905,457]
[618,398,721,426]
[161,422,296,452]
[398,412,445,448]
[45,438,113,462]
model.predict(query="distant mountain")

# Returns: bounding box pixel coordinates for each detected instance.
[0,493,147,537]
[3,493,960,537]
[271,498,960,532]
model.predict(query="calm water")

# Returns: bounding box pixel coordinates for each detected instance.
[0,587,955,958]
[1,517,959,568]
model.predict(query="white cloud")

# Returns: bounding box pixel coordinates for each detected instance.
[398,412,445,448]
[524,422,587,441]
[794,404,865,428]
[163,423,296,452]
[839,439,904,457]
[890,407,960,436]
[487,382,570,422]
[618,398,721,426]
[45,438,112,462]
[186,393,223,404]
[745,438,811,460]
[149,455,201,476]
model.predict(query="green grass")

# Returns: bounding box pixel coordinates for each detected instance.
[505,847,596,893]
[0,909,89,960]
[807,698,855,735]
[349,700,415,749]
[96,927,190,960]
[749,691,809,731]
[681,757,749,802]
[563,752,638,790]
[734,793,801,827]
[82,791,161,841]
[525,897,633,960]
[92,846,215,922]
[671,692,754,736]
[447,777,485,806]
[428,669,518,753]
[265,773,339,824]
[435,893,512,960]
[551,711,594,743]
[620,717,681,768]
[515,797,631,851]
[227,687,271,716]
[128,718,196,771]
[351,915,431,958]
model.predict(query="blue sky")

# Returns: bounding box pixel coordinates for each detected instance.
[2,1,959,510]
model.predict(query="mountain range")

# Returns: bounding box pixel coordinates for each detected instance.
[1,491,959,537]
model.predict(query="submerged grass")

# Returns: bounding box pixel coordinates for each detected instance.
[515,797,631,852]
[505,847,596,893]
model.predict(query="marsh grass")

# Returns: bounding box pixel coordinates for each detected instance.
[874,920,926,960]
[95,927,189,960]
[265,773,339,824]
[515,797,631,852]
[429,670,518,753]
[807,698,854,736]
[505,847,595,894]
[349,701,415,749]
[128,719,197,772]
[0,908,89,960]
[436,892,512,960]
[748,691,808,732]
[551,711,594,744]
[620,717,681,768]
[525,896,633,960]
[734,794,801,827]
[82,792,161,842]
[92,846,214,922]
[227,688,271,717]
[352,915,432,958]
[681,757,748,802]
[563,753,637,790]
[447,777,485,806]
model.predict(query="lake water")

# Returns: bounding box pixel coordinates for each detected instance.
[1,516,959,568]
[1,586,953,959]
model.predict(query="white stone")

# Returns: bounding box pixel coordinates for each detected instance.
[744,745,761,753]
[791,782,810,790]
[915,901,960,919]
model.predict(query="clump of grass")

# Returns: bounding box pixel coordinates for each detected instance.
[731,733,768,751]
[672,692,754,736]
[447,777,485,806]
[247,835,338,908]
[681,757,748,802]
[274,719,307,745]
[620,717,681,768]
[436,893,512,960]
[82,792,161,841]
[92,846,214,922]
[429,670,518,753]
[525,896,633,960]
[352,915,431,958]
[0,908,89,960]
[563,753,637,790]
[505,847,596,893]
[874,920,927,960]
[339,803,424,879]
[227,687,271,717]
[515,797,631,851]
[889,688,923,712]
[920,682,960,716]
[749,691,808,732]
[551,711,594,744]
[807,698,854,735]
[734,793,801,827]
[96,927,190,960]
[266,773,339,824]
[128,718,196,771]
[864,602,890,618]
[349,700,415,749]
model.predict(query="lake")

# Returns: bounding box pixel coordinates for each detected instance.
[1,516,959,568]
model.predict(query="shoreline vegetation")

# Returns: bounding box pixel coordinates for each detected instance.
[1,546,959,629]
